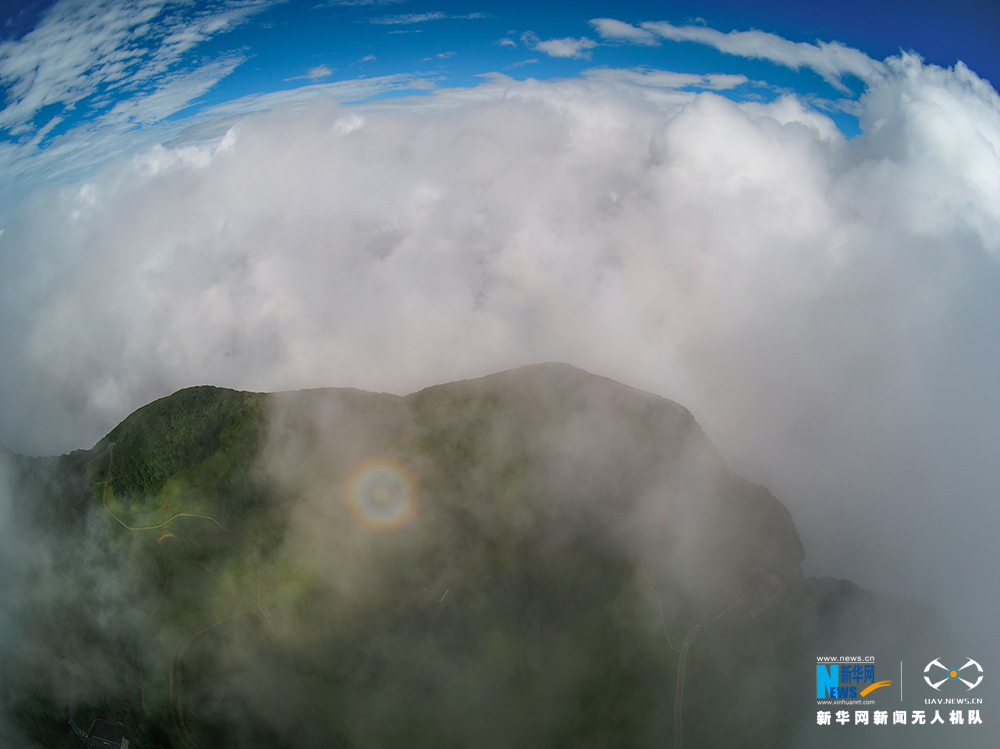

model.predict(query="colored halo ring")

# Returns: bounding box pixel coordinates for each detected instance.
[343,454,420,532]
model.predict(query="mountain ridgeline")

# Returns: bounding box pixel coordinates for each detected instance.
[1,364,937,748]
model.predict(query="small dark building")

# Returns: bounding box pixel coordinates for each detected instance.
[70,718,144,749]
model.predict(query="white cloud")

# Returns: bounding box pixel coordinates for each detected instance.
[639,20,886,92]
[1,53,999,667]
[283,65,338,82]
[100,54,246,126]
[368,11,490,25]
[521,31,598,60]
[308,64,334,78]
[504,59,538,71]
[584,67,748,92]
[4,57,998,451]
[406,78,437,90]
[190,73,437,118]
[315,0,409,5]
[589,18,659,46]
[0,0,275,135]
[0,71,441,221]
[369,12,446,25]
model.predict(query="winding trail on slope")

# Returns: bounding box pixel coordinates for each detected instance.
[641,564,681,653]
[672,593,751,749]
[96,442,326,748]
[672,612,708,749]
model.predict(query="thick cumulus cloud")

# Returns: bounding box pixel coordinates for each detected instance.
[0,53,998,663]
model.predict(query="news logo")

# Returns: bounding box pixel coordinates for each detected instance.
[816,659,891,700]
[924,659,984,691]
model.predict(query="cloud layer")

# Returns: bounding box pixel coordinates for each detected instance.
[0,50,998,665]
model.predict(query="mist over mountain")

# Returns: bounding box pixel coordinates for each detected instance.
[0,364,951,748]
[1,4,996,746]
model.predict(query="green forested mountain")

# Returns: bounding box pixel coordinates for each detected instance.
[0,364,938,748]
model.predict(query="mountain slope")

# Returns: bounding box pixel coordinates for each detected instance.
[0,364,936,748]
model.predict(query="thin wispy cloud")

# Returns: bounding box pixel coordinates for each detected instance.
[583,67,749,92]
[284,64,335,81]
[193,72,437,118]
[0,0,275,136]
[100,54,247,126]
[368,11,490,25]
[629,19,885,92]
[315,0,409,5]
[368,12,446,24]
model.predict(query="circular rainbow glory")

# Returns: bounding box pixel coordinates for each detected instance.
[343,455,419,532]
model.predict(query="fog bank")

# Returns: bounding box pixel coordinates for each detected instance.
[0,54,997,661]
